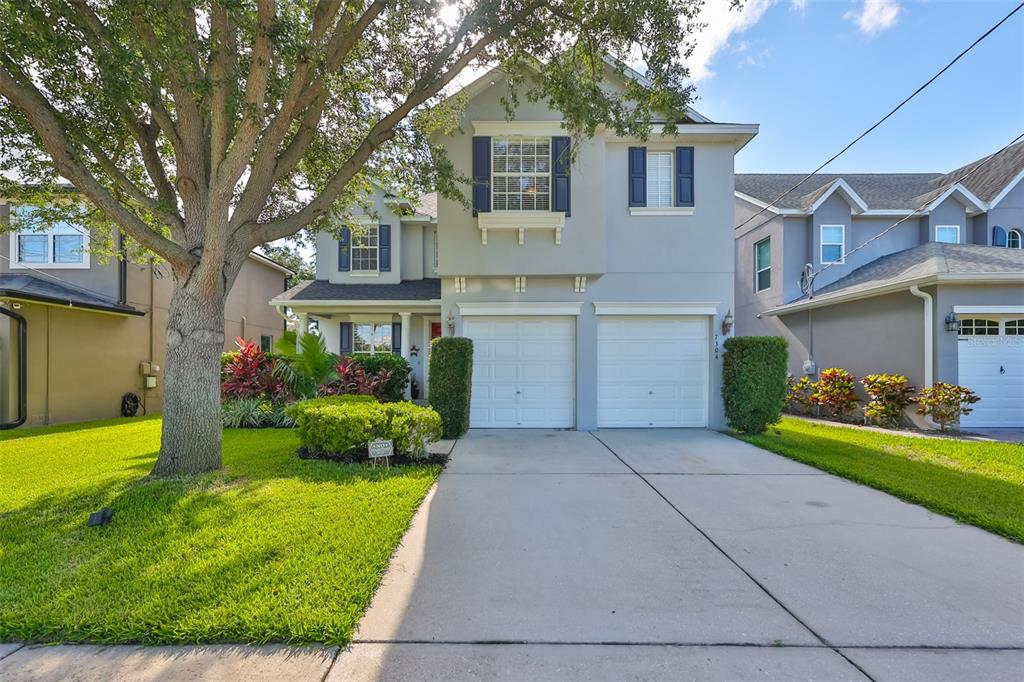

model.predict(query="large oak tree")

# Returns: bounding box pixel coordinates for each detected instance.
[0,0,704,475]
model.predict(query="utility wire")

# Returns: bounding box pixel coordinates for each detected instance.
[735,0,1024,233]
[806,129,1024,297]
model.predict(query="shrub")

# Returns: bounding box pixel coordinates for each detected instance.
[351,353,411,401]
[861,374,916,427]
[287,396,442,459]
[222,398,293,428]
[722,336,789,434]
[786,376,817,415]
[221,338,286,400]
[273,332,339,399]
[916,382,981,431]
[812,368,859,421]
[320,356,392,400]
[428,337,474,438]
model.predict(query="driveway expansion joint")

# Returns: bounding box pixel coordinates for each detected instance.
[0,644,25,662]
[589,432,880,682]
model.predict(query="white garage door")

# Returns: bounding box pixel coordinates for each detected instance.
[464,316,574,428]
[958,326,1024,428]
[597,317,709,427]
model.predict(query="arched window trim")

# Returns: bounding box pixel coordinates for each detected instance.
[1007,228,1023,249]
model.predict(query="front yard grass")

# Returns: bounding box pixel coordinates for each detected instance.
[737,417,1024,543]
[0,415,439,645]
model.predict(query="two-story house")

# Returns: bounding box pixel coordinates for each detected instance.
[734,141,1024,429]
[271,65,758,430]
[0,199,292,427]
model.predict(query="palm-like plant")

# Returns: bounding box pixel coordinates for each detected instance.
[274,332,339,399]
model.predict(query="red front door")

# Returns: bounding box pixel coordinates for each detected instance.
[430,322,442,340]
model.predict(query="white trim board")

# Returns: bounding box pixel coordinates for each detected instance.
[954,305,1024,314]
[593,302,719,316]
[457,302,583,316]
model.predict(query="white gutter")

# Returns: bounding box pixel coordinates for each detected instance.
[908,285,933,388]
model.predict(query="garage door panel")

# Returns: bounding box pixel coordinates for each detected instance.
[959,336,1023,428]
[465,316,575,428]
[598,316,709,428]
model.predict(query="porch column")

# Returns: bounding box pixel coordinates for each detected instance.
[399,312,412,398]
[295,313,309,352]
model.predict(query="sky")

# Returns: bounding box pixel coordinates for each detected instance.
[686,0,1024,173]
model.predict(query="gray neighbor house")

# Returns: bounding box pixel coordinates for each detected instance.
[735,142,1024,430]
[272,63,758,430]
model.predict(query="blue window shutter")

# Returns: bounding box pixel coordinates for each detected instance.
[379,224,391,271]
[628,147,646,207]
[338,227,351,272]
[552,136,571,215]
[472,136,491,216]
[339,322,353,355]
[391,322,401,354]
[992,225,1007,247]
[675,147,694,207]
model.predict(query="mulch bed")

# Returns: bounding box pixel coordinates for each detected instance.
[297,446,450,467]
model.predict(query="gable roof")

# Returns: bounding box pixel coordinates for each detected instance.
[414,192,438,219]
[928,140,1024,204]
[735,173,942,211]
[765,243,1024,315]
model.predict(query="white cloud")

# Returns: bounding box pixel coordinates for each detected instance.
[844,0,904,36]
[687,0,803,81]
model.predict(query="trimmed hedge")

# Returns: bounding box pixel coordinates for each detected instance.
[722,336,789,434]
[350,353,411,401]
[286,395,441,459]
[428,336,473,438]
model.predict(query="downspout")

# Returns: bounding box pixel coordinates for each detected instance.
[117,233,128,306]
[0,305,27,429]
[909,285,933,387]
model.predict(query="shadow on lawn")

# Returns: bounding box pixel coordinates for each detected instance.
[1,426,438,645]
[741,429,1024,544]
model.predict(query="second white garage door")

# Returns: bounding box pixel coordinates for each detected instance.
[597,316,709,427]
[464,316,575,428]
[958,331,1024,428]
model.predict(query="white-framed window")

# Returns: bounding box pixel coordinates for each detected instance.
[936,225,960,244]
[755,237,771,292]
[351,224,379,273]
[9,206,89,269]
[820,225,845,264]
[353,322,393,354]
[492,137,550,211]
[432,228,439,272]
[1004,319,1024,335]
[1008,229,1023,249]
[646,151,674,208]
[958,318,1000,336]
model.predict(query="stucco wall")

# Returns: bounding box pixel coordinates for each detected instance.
[987,179,1024,246]
[934,283,1024,385]
[314,191,405,285]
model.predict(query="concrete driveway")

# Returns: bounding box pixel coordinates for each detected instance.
[336,429,1024,681]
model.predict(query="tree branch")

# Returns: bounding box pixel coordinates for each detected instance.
[0,62,192,267]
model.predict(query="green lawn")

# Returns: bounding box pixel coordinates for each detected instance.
[0,416,438,645]
[738,417,1024,543]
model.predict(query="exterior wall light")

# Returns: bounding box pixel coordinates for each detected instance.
[945,311,959,333]
[721,309,735,336]
[446,311,456,336]
[410,344,420,357]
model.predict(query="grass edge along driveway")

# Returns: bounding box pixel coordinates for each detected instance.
[0,415,439,646]
[737,417,1024,544]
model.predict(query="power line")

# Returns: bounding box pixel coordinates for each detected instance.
[804,129,1024,297]
[736,0,1024,233]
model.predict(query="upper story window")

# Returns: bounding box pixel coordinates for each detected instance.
[958,318,999,335]
[646,152,674,208]
[351,225,379,273]
[492,137,550,211]
[936,225,960,244]
[820,225,845,264]
[9,207,89,269]
[755,237,771,292]
[1008,229,1022,249]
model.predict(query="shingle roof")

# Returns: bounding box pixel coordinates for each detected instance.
[928,140,1024,203]
[0,274,143,315]
[415,192,438,219]
[766,244,1024,315]
[276,278,441,302]
[736,173,942,210]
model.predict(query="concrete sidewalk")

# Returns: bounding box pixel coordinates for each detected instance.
[3,429,1022,681]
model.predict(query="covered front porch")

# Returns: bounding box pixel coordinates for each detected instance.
[270,279,443,400]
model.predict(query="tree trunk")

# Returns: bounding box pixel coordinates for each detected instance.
[150,277,227,476]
